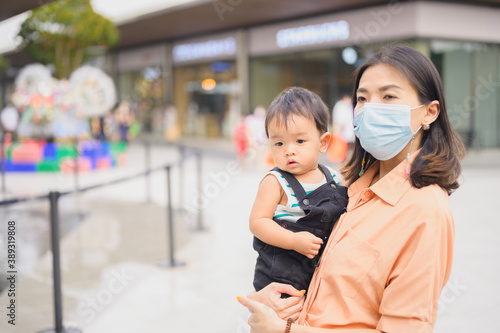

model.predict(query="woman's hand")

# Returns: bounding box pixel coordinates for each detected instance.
[247,283,305,321]
[238,296,286,333]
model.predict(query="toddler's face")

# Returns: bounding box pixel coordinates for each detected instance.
[267,115,329,176]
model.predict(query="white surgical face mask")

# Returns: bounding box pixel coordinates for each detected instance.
[353,103,424,161]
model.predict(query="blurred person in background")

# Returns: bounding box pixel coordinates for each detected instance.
[233,114,249,165]
[90,117,106,141]
[115,101,133,143]
[328,93,355,163]
[245,105,268,171]
[0,106,20,142]
[103,106,119,142]
[163,103,180,142]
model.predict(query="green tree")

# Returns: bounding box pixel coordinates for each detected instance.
[0,55,9,73]
[18,0,119,79]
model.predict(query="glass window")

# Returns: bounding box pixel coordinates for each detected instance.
[250,39,500,148]
[173,61,237,138]
[249,48,358,113]
[431,40,500,148]
[118,66,164,133]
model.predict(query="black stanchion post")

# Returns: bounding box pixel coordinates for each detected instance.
[1,131,5,194]
[178,144,185,210]
[196,151,205,231]
[145,140,151,203]
[157,166,185,268]
[50,191,64,333]
[39,192,82,333]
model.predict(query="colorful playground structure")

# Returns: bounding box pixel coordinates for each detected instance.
[1,63,126,173]
[2,140,127,172]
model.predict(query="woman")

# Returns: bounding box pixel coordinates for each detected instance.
[238,45,465,333]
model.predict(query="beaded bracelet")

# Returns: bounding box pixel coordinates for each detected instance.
[285,318,293,333]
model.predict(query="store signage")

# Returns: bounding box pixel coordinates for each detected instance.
[276,20,349,48]
[117,44,163,71]
[173,37,237,63]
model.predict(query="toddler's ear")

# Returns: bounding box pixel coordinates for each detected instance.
[320,132,331,154]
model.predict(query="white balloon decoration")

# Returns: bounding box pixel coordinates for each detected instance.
[70,65,116,118]
[10,64,116,139]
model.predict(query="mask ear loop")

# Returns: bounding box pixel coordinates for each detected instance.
[359,151,367,177]
[405,104,427,176]
[405,126,422,177]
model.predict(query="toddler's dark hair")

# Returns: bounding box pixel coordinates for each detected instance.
[265,87,330,137]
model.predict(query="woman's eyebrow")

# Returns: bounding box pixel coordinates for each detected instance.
[379,84,402,91]
[357,84,402,93]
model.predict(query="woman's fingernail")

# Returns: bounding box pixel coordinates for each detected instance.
[236,296,243,302]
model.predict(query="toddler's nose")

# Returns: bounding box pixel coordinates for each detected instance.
[285,145,295,156]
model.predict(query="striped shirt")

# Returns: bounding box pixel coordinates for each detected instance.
[268,167,342,222]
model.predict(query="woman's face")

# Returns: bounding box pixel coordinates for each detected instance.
[355,63,427,132]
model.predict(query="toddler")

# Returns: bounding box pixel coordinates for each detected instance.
[250,87,349,294]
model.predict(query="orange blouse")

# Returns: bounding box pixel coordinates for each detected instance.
[297,153,455,332]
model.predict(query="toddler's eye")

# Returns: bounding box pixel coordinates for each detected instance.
[274,142,283,146]
[297,139,305,144]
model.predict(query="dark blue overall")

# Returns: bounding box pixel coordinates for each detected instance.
[253,164,349,292]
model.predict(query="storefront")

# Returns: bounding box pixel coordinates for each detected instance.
[117,44,168,134]
[247,1,500,148]
[111,1,500,147]
[172,32,240,138]
[249,19,356,110]
[429,40,500,148]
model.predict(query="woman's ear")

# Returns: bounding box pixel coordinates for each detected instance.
[422,100,440,126]
[320,132,331,154]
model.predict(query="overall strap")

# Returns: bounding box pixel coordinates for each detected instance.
[271,165,333,202]
[318,164,334,183]
[271,167,307,202]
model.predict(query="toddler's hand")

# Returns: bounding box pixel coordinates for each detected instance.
[291,232,322,259]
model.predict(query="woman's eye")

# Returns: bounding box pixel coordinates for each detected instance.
[384,94,396,100]
[297,139,305,144]
[356,96,366,102]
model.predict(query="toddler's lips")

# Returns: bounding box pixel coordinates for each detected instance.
[287,160,298,168]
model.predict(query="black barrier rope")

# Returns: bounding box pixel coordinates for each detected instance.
[0,149,196,204]
[0,193,49,206]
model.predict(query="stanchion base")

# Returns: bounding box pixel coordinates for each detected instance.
[193,225,208,232]
[38,327,82,333]
[179,214,208,232]
[157,259,186,268]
